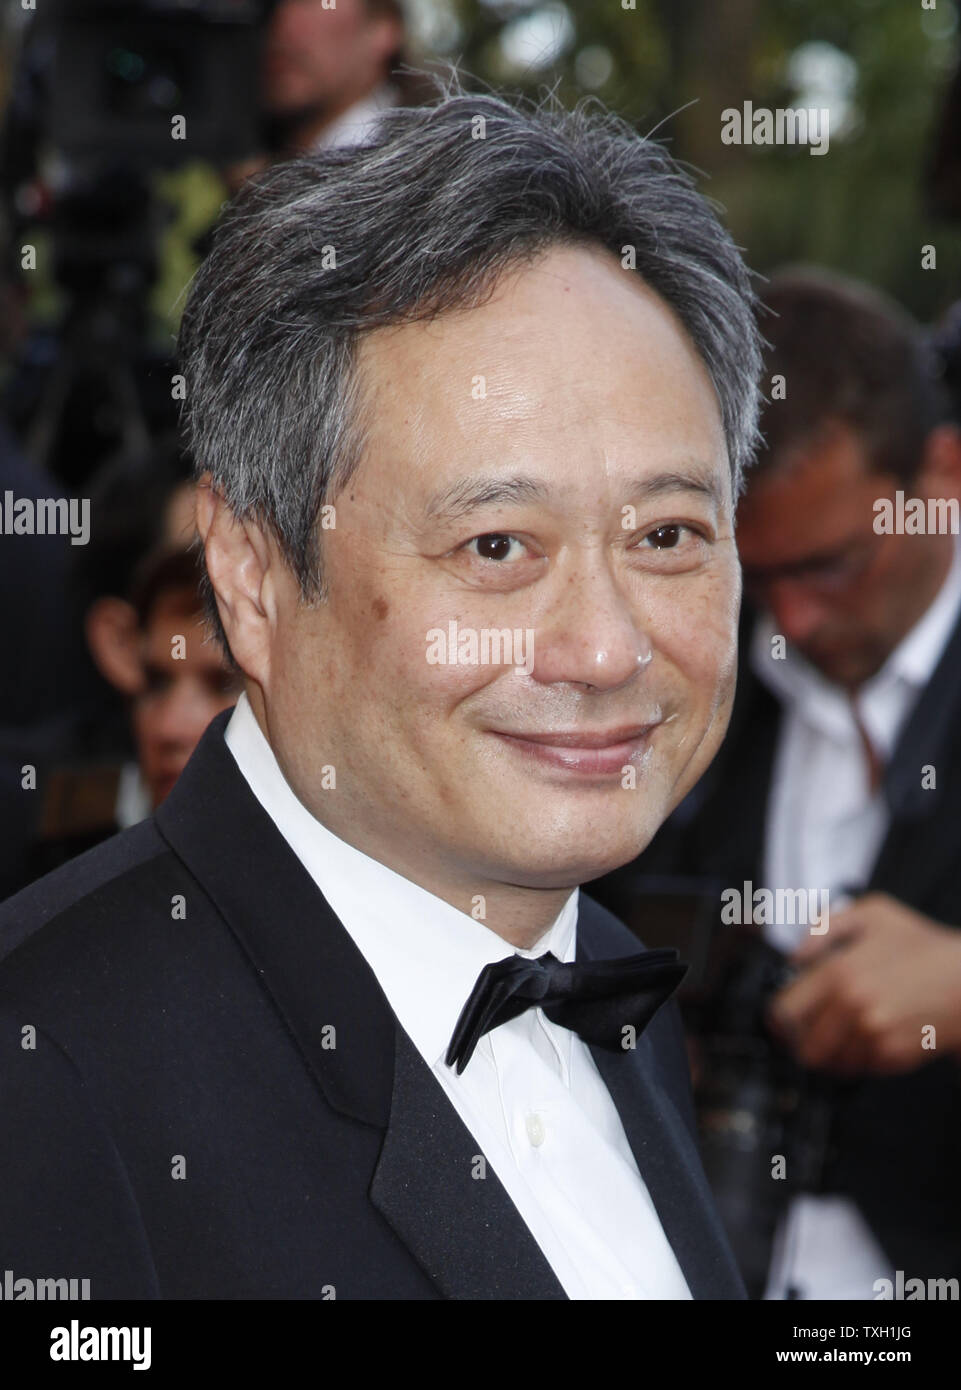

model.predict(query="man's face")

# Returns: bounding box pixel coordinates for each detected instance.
[262,0,396,117]
[736,422,944,688]
[132,595,242,806]
[257,244,740,898]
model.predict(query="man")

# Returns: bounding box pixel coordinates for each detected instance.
[261,0,406,155]
[597,268,961,1298]
[0,89,761,1300]
[24,547,244,893]
[221,2,430,216]
[127,549,244,813]
[7,438,234,897]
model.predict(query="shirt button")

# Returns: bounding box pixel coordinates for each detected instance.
[525,1113,546,1147]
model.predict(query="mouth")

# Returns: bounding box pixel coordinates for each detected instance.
[798,639,850,670]
[490,724,661,776]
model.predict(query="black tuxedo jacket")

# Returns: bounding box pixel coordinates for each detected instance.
[595,607,961,1281]
[0,710,745,1300]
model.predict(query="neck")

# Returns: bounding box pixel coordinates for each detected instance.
[917,533,955,615]
[244,682,572,950]
[849,536,956,693]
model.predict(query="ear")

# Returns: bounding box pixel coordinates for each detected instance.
[917,423,961,498]
[85,597,143,695]
[195,475,279,689]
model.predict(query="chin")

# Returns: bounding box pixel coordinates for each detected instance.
[817,658,870,689]
[492,829,660,890]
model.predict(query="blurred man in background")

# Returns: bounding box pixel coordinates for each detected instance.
[127,547,243,812]
[223,0,421,190]
[11,442,240,897]
[262,0,407,154]
[25,544,242,895]
[595,268,961,1298]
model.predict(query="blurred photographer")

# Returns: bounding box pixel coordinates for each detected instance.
[595,267,961,1298]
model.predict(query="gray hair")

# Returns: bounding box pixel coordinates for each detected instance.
[178,76,762,648]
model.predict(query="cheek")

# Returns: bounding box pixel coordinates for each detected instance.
[651,567,740,700]
[382,624,505,733]
[654,575,740,806]
[132,706,162,756]
[283,595,501,737]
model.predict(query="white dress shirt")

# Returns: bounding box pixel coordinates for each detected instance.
[115,762,151,830]
[224,694,692,1300]
[310,83,398,151]
[750,540,961,1299]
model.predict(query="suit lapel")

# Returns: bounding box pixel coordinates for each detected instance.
[578,917,746,1299]
[155,712,565,1300]
[155,710,394,1127]
[370,1027,566,1300]
[587,1039,746,1298]
[870,606,961,900]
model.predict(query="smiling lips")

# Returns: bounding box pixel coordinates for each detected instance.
[491,725,660,775]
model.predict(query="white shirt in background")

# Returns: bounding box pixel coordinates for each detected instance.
[750,539,961,1299]
[311,83,399,151]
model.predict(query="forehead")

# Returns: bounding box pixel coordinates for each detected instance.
[352,242,728,505]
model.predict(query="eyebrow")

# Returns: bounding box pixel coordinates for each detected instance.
[627,467,726,510]
[422,465,725,524]
[423,474,549,522]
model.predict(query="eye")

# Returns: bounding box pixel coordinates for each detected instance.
[644,524,685,549]
[141,667,172,696]
[639,523,707,551]
[464,532,526,562]
[629,521,710,572]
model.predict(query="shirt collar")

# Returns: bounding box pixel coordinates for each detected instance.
[311,83,398,151]
[223,692,579,1068]
[749,614,851,741]
[115,761,152,829]
[874,538,961,688]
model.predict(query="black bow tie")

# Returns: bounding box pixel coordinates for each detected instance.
[445,947,687,1075]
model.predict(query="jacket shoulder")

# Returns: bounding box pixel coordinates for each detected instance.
[0,818,173,967]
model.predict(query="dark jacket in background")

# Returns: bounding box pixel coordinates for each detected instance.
[594,608,961,1283]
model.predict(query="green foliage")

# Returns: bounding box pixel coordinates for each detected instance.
[440,0,961,321]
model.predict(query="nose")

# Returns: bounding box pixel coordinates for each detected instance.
[764,579,828,647]
[527,550,653,691]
